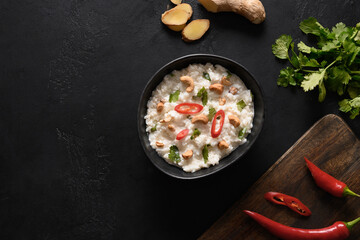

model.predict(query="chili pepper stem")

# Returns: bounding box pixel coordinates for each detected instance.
[343,186,360,198]
[345,216,360,231]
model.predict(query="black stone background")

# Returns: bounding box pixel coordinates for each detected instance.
[1,0,360,239]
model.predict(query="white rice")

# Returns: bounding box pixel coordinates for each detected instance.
[145,63,254,172]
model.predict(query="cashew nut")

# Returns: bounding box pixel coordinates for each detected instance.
[209,83,224,94]
[228,115,240,128]
[157,101,164,112]
[229,87,238,95]
[168,124,176,132]
[219,98,226,106]
[221,76,232,86]
[180,76,194,93]
[182,150,193,159]
[160,116,173,123]
[191,114,208,124]
[156,141,164,147]
[218,140,229,150]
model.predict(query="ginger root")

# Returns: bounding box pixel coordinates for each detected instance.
[161,4,193,32]
[161,8,189,32]
[198,0,265,24]
[171,0,182,5]
[182,19,210,42]
[173,3,193,19]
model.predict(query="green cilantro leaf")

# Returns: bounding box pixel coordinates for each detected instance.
[332,22,347,38]
[208,107,216,121]
[339,99,352,112]
[318,80,326,102]
[197,87,208,106]
[169,90,180,103]
[272,35,293,59]
[290,42,300,68]
[326,67,348,93]
[190,128,201,140]
[226,71,232,78]
[354,31,360,42]
[151,124,157,132]
[339,97,360,119]
[347,86,360,99]
[350,109,360,119]
[202,144,209,163]
[298,41,312,54]
[169,145,180,163]
[331,66,351,85]
[238,128,247,139]
[237,100,246,111]
[201,91,208,106]
[197,87,206,97]
[298,53,321,67]
[301,68,326,92]
[321,40,339,51]
[299,17,329,36]
[274,18,360,119]
[349,47,360,66]
[350,97,360,108]
[203,72,211,81]
[277,67,296,87]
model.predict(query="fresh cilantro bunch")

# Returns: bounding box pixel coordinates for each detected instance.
[272,17,360,119]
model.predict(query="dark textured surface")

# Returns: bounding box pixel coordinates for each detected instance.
[1,0,360,239]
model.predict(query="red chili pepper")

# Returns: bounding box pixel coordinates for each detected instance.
[304,157,360,198]
[264,192,311,217]
[244,210,360,240]
[176,129,189,140]
[174,103,203,114]
[211,110,225,138]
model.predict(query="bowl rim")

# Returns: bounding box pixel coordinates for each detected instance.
[137,53,265,179]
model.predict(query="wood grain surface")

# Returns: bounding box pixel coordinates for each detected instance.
[199,114,360,240]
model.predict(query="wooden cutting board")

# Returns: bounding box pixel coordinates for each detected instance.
[199,114,360,240]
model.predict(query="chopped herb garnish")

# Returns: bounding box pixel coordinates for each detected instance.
[196,87,208,106]
[237,100,246,111]
[203,72,211,81]
[202,91,208,106]
[238,128,247,139]
[190,128,201,140]
[226,71,232,78]
[170,73,174,77]
[169,145,180,163]
[202,144,210,163]
[151,124,157,132]
[208,107,216,121]
[169,90,180,103]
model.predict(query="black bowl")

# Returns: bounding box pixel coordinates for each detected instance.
[138,54,265,179]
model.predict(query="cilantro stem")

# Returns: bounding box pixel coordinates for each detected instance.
[325,59,338,71]
[351,29,359,40]
[351,71,360,74]
[303,59,337,74]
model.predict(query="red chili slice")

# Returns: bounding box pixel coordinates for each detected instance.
[175,103,203,114]
[264,192,311,216]
[211,110,225,138]
[176,129,189,140]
